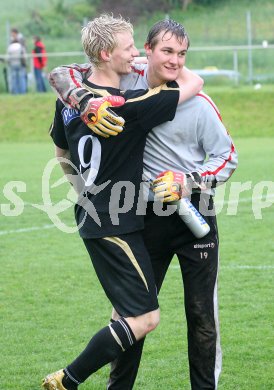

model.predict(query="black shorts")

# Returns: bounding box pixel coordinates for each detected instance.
[83,231,159,318]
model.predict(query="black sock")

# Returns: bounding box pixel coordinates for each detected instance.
[62,369,79,390]
[66,318,136,383]
[108,337,146,389]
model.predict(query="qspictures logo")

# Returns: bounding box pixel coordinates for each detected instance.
[1,157,274,234]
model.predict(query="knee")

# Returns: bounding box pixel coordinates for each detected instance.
[111,308,120,321]
[126,309,160,340]
[143,309,160,334]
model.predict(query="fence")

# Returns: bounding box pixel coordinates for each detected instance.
[1,43,274,92]
[187,43,274,86]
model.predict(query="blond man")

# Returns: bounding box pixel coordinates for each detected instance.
[42,14,202,390]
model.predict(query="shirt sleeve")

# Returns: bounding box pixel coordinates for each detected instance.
[120,64,148,90]
[196,94,238,185]
[49,100,69,150]
[122,82,180,132]
[48,63,92,108]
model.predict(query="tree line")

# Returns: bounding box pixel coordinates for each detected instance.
[24,0,225,37]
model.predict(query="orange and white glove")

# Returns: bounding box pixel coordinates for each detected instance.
[152,170,206,202]
[80,95,125,138]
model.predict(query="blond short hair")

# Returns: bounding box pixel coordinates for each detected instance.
[81,14,133,68]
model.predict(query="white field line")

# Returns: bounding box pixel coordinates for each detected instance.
[214,193,274,205]
[0,224,55,236]
[0,193,274,236]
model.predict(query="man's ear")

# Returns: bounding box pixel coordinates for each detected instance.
[144,43,152,58]
[100,49,111,62]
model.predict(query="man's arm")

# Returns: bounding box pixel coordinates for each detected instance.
[196,96,238,186]
[55,146,72,175]
[176,67,204,103]
[55,146,84,195]
[49,62,203,107]
[48,63,92,108]
[48,62,203,134]
[49,64,125,138]
[48,60,147,107]
[152,94,238,201]
[55,146,77,190]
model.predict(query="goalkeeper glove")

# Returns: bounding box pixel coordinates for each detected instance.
[152,170,206,202]
[79,95,126,138]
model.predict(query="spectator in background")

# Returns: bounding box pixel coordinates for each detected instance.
[10,28,26,47]
[32,36,47,92]
[7,37,27,94]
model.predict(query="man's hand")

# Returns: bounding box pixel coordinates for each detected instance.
[153,171,187,202]
[80,96,126,138]
[152,170,206,202]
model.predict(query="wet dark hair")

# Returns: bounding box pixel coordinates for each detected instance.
[146,19,190,50]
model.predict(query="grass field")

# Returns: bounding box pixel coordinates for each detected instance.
[0,88,273,389]
[0,85,274,142]
[0,138,273,390]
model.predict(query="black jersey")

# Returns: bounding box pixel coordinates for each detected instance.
[50,80,179,238]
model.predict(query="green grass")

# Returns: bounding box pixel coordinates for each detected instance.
[0,87,273,144]
[0,93,56,142]
[203,85,274,137]
[0,137,273,389]
[0,87,274,389]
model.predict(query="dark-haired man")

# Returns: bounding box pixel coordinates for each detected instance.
[48,18,237,390]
